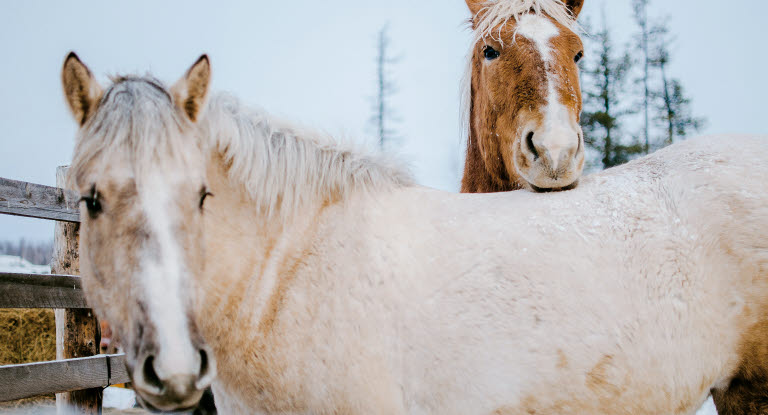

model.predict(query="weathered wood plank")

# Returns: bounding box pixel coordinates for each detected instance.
[0,354,129,402]
[53,166,102,414]
[0,272,86,308]
[107,354,130,386]
[0,176,80,222]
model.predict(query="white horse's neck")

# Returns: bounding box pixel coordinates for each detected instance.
[196,150,350,412]
[194,93,414,336]
[197,151,311,322]
[200,93,411,222]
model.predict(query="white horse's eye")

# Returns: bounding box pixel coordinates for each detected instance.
[79,185,103,219]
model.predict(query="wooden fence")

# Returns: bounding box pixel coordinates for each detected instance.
[0,168,130,414]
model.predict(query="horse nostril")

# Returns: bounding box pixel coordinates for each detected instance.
[526,132,539,160]
[142,355,164,391]
[577,132,583,152]
[195,345,216,390]
[199,348,210,377]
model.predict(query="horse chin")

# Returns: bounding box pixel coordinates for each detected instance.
[527,179,579,193]
[513,148,584,193]
[135,388,204,413]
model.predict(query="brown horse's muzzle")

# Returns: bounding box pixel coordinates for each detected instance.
[516,127,585,191]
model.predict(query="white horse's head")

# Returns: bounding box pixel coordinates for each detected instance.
[62,52,215,411]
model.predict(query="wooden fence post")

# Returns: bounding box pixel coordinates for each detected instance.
[53,166,102,414]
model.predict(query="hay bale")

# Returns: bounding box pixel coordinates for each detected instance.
[0,308,57,407]
[0,308,56,365]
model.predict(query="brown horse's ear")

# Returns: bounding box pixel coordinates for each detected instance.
[565,0,585,18]
[61,52,103,126]
[465,0,487,19]
[171,54,211,122]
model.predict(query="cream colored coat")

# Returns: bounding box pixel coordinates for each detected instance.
[62,55,767,414]
[199,132,768,415]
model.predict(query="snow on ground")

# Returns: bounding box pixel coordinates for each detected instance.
[103,387,138,410]
[697,397,718,415]
[0,254,50,274]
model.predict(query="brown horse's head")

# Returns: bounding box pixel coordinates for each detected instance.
[61,52,216,412]
[462,0,586,193]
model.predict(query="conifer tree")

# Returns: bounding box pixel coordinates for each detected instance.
[649,22,705,145]
[371,24,400,150]
[580,14,643,168]
[632,0,652,154]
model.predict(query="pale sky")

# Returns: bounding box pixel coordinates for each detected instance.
[1,0,766,241]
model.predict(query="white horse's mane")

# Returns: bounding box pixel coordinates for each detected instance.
[200,93,412,218]
[71,77,412,218]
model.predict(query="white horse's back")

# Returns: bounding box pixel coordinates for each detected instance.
[289,134,768,414]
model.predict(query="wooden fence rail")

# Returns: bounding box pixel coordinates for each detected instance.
[0,355,130,402]
[0,177,79,222]
[0,273,86,309]
[0,171,126,413]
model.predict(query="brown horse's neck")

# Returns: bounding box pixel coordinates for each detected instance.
[460,132,514,193]
[460,74,525,193]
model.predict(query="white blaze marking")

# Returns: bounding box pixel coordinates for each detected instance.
[139,174,198,378]
[515,14,559,63]
[516,14,577,170]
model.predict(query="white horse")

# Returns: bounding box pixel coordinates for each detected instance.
[62,53,768,414]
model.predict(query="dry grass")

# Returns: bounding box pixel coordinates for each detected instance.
[0,308,57,408]
[0,308,56,365]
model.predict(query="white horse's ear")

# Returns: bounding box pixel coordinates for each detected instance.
[171,55,211,122]
[565,0,584,18]
[465,0,486,20]
[61,52,103,126]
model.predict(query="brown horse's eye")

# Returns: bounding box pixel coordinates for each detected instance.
[483,45,500,61]
[199,186,213,211]
[574,51,584,63]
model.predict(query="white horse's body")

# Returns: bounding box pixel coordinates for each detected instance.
[199,115,767,415]
[62,55,768,414]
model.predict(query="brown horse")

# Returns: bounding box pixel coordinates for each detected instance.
[461,0,586,192]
